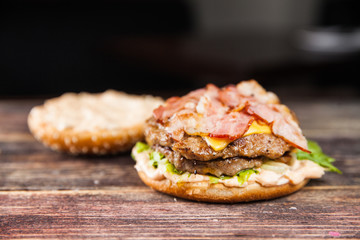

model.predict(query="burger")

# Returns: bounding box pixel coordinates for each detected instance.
[132,80,340,203]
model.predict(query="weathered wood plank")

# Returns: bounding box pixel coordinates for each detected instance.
[0,188,359,239]
[288,100,360,139]
[0,99,42,134]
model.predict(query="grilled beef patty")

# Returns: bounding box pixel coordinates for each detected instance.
[145,117,292,161]
[154,145,292,177]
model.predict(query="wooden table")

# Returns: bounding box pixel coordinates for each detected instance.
[0,94,359,239]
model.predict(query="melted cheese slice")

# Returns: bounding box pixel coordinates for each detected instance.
[203,120,272,151]
[243,120,271,137]
[203,136,233,151]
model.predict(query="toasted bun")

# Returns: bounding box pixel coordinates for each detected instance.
[138,171,309,203]
[28,90,163,155]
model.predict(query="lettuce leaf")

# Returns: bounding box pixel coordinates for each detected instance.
[219,175,232,180]
[139,145,183,174]
[296,140,341,174]
[135,142,150,153]
[208,176,219,184]
[237,169,259,185]
[149,151,164,169]
[207,169,258,186]
[166,161,184,175]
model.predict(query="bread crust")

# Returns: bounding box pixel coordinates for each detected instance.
[28,91,163,155]
[28,118,144,154]
[138,171,309,203]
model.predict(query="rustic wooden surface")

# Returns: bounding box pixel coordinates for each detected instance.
[0,95,359,239]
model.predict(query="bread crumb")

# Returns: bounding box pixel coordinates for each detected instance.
[103,142,110,149]
[53,133,59,139]
[69,146,78,154]
[64,137,71,146]
[92,147,99,154]
[82,147,89,154]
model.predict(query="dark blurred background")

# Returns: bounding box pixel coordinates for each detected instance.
[1,0,360,97]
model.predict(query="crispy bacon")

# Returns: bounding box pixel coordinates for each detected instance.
[246,103,309,152]
[153,88,205,122]
[236,80,279,104]
[196,84,227,116]
[219,85,242,108]
[153,80,309,152]
[209,112,254,140]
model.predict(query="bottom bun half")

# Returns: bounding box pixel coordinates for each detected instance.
[137,171,309,203]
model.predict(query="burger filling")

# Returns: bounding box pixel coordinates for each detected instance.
[152,144,293,177]
[134,80,340,188]
[145,117,292,161]
[133,141,329,188]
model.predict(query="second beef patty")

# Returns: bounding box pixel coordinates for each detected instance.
[154,145,292,177]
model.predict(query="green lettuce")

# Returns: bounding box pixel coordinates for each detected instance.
[296,140,341,174]
[135,142,150,153]
[165,161,184,175]
[207,169,258,186]
[135,143,183,174]
[208,176,219,184]
[236,169,259,185]
[149,151,164,169]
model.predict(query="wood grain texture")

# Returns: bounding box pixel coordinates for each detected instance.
[1,188,359,239]
[0,97,359,239]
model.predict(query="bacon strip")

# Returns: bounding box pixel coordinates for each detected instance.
[236,80,279,104]
[219,85,242,108]
[209,112,254,140]
[153,88,205,122]
[153,80,309,152]
[246,103,309,152]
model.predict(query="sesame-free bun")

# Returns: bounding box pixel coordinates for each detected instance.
[137,171,309,203]
[28,90,163,155]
